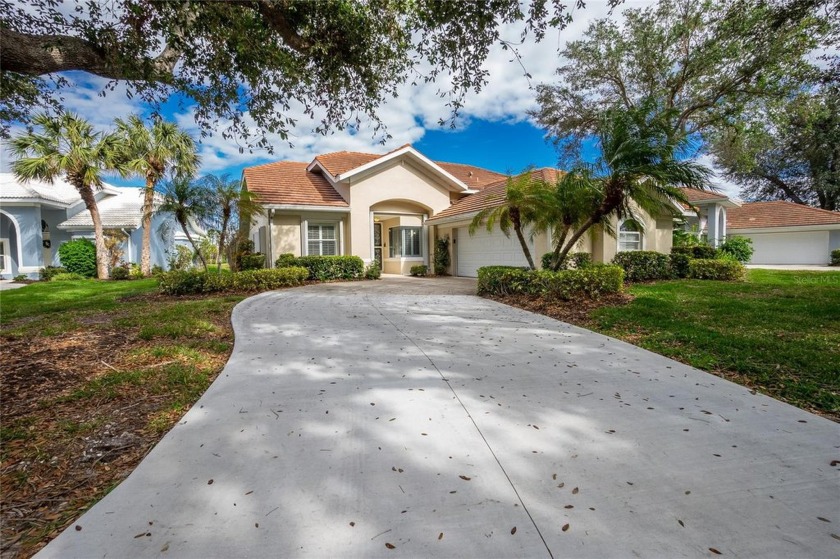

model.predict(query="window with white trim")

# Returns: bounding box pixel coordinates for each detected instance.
[618,219,643,251]
[389,227,422,258]
[0,238,8,272]
[308,224,337,256]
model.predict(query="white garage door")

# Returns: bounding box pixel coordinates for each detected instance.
[744,231,830,265]
[455,226,534,277]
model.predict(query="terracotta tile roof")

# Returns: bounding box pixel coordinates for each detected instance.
[435,162,507,190]
[314,151,380,177]
[680,187,729,203]
[428,168,562,223]
[727,201,840,229]
[243,161,348,207]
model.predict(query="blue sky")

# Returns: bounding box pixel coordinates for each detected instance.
[1,0,741,197]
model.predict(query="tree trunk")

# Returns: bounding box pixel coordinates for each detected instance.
[141,176,155,276]
[77,184,110,279]
[216,211,230,272]
[548,225,571,271]
[181,219,208,271]
[510,209,536,270]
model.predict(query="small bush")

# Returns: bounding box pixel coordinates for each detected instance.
[434,237,451,275]
[719,236,754,263]
[39,266,67,281]
[130,263,144,279]
[477,265,623,300]
[611,251,672,282]
[13,274,27,282]
[158,267,309,295]
[830,249,840,266]
[364,261,381,280]
[58,238,97,278]
[541,252,593,271]
[275,253,296,268]
[239,253,265,270]
[410,265,428,277]
[671,245,718,259]
[688,258,745,281]
[151,265,164,276]
[51,272,87,281]
[670,253,692,279]
[110,266,131,280]
[274,255,364,281]
[167,245,194,271]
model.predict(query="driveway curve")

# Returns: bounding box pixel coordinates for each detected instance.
[39,278,839,558]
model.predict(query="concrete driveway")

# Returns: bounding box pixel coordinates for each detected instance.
[39,278,839,558]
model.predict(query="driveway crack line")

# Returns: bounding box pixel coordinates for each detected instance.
[365,294,554,559]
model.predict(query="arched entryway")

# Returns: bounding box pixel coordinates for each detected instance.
[370,200,432,275]
[0,210,23,278]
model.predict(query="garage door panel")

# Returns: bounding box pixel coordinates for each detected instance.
[745,231,829,265]
[456,227,533,277]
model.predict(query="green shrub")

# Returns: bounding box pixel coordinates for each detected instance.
[151,265,165,277]
[167,245,194,271]
[688,258,745,281]
[275,253,296,268]
[671,245,719,259]
[364,261,381,280]
[477,265,623,300]
[130,263,144,279]
[13,274,27,282]
[58,238,97,278]
[670,253,692,279]
[611,251,672,282]
[110,266,131,280]
[51,272,87,281]
[434,237,451,275]
[830,249,840,266]
[239,253,265,270]
[719,236,754,263]
[541,251,594,271]
[410,265,428,277]
[39,266,67,281]
[158,267,308,295]
[274,255,364,281]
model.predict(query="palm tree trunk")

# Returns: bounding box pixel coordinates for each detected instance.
[548,225,571,271]
[509,210,536,270]
[216,212,230,272]
[78,184,109,279]
[180,219,208,271]
[141,176,155,277]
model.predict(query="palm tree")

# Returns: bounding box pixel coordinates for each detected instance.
[469,170,548,270]
[551,103,714,264]
[10,112,119,279]
[157,178,211,271]
[202,174,264,270]
[114,115,199,276]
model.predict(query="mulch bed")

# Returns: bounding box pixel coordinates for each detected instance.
[485,292,634,328]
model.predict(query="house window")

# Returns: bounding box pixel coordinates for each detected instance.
[308,224,337,256]
[389,227,422,258]
[618,219,643,251]
[0,238,8,272]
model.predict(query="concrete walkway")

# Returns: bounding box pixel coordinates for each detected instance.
[38,279,839,558]
[0,280,27,290]
[746,264,838,272]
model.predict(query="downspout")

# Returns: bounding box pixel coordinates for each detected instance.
[267,209,274,268]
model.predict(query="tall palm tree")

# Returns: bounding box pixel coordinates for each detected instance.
[10,112,119,279]
[551,103,714,264]
[202,174,264,270]
[157,178,211,271]
[114,115,199,276]
[469,170,548,270]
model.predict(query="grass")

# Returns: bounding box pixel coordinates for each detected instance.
[587,269,840,417]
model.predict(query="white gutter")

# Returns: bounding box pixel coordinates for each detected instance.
[266,204,350,213]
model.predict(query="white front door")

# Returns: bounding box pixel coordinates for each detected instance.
[455,226,533,277]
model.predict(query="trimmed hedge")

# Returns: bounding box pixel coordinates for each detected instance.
[541,251,593,271]
[364,261,381,279]
[58,238,97,278]
[831,249,840,266]
[239,253,266,270]
[110,266,131,280]
[611,251,672,282]
[275,255,364,280]
[477,265,624,300]
[719,236,754,263]
[410,265,428,277]
[688,258,745,281]
[672,245,718,259]
[670,253,692,279]
[40,266,68,281]
[158,267,309,295]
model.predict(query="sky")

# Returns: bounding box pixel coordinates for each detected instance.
[0,0,743,198]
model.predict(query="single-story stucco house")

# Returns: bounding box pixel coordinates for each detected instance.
[242,145,691,277]
[726,201,840,265]
[0,173,199,279]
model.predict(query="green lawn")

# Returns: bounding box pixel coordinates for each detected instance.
[588,269,840,417]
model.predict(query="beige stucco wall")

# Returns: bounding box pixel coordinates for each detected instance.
[272,214,301,257]
[348,160,453,263]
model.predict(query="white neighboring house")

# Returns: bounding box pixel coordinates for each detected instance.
[726,201,840,265]
[0,173,202,278]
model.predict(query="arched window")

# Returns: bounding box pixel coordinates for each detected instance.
[618,219,643,251]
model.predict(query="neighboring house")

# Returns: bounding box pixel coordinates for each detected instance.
[727,201,840,265]
[242,145,681,277]
[0,174,198,278]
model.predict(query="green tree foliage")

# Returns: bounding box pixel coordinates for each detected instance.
[434,236,451,276]
[531,0,828,162]
[156,178,211,272]
[202,174,264,271]
[1,0,591,144]
[114,115,199,276]
[719,235,754,263]
[57,238,97,278]
[709,85,840,210]
[10,112,119,279]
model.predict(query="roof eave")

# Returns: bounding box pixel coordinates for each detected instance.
[337,146,470,192]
